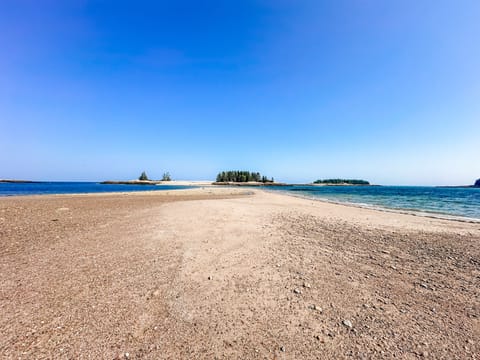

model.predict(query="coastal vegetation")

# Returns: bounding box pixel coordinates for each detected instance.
[313,179,370,185]
[216,171,274,183]
[138,171,149,181]
[162,172,172,181]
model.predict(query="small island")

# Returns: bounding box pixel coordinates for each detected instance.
[474,179,480,188]
[313,178,370,185]
[213,170,285,186]
[101,171,172,185]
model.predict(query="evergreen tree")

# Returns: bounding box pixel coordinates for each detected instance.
[162,172,171,181]
[138,171,149,181]
[313,178,369,185]
[215,170,274,183]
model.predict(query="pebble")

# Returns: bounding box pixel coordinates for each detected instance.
[280,346,285,352]
[293,288,301,294]
[342,320,353,329]
[303,282,311,288]
[208,276,212,280]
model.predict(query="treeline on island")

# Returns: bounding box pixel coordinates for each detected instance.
[138,171,171,181]
[313,179,370,185]
[216,171,274,183]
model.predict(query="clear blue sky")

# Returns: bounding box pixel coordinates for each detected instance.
[1,1,479,185]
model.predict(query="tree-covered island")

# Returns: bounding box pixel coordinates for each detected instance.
[313,179,370,185]
[215,171,276,185]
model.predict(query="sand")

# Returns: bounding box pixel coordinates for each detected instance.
[0,188,479,359]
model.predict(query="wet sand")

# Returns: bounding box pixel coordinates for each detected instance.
[1,188,479,359]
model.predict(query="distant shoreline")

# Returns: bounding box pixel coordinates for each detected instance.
[101,180,162,185]
[0,179,40,183]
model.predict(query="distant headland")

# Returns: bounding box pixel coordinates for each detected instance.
[0,179,40,183]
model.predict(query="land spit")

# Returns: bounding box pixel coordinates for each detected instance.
[1,188,479,359]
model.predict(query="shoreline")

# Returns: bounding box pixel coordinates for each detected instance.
[266,189,480,224]
[1,187,479,357]
[2,184,478,223]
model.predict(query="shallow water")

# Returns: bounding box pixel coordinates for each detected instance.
[266,185,480,220]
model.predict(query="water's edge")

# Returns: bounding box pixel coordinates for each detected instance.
[265,189,480,224]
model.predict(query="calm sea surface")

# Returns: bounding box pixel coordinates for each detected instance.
[0,182,194,197]
[266,185,480,220]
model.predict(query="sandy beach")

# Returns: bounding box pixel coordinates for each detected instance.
[1,188,479,359]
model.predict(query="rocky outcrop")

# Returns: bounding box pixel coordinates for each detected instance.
[474,179,480,187]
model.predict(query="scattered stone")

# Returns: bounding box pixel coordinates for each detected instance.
[420,283,429,289]
[124,353,130,359]
[303,282,311,288]
[280,346,285,352]
[293,288,301,294]
[208,276,212,280]
[342,320,353,329]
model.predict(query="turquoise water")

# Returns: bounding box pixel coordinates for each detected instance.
[0,182,194,196]
[2,182,479,220]
[266,185,480,220]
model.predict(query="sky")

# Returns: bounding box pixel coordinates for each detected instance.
[1,0,479,185]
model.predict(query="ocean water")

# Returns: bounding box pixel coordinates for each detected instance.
[0,182,194,197]
[266,185,480,221]
[2,182,479,221]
